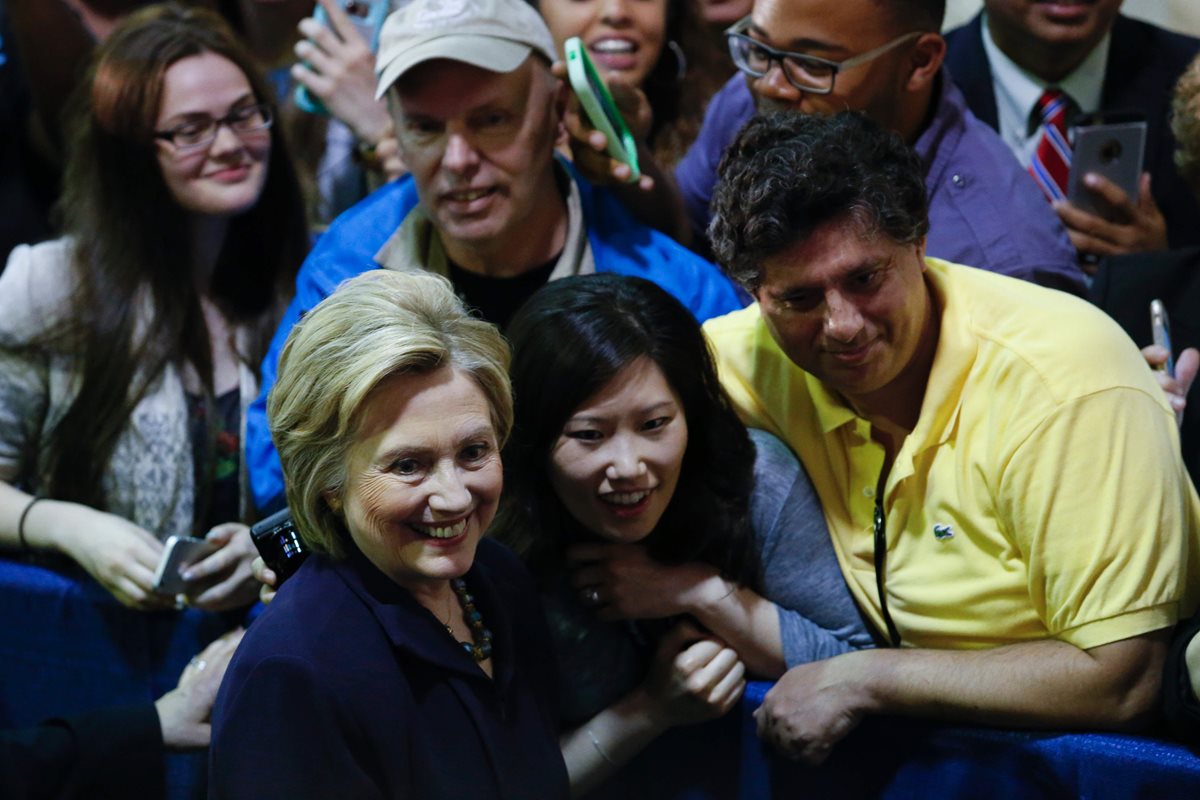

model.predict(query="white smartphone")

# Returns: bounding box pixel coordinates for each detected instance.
[153,535,218,595]
[1151,298,1175,378]
[563,37,641,182]
[1067,119,1147,216]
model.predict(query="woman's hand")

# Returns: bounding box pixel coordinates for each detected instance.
[53,503,175,611]
[642,621,746,727]
[567,542,724,621]
[156,627,245,750]
[251,555,278,605]
[181,523,260,611]
[1143,344,1200,425]
[292,0,393,145]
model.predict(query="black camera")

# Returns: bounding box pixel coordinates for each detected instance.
[250,507,310,585]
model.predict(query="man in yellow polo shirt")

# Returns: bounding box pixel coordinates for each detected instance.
[704,110,1200,763]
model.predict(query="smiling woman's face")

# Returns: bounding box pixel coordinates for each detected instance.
[540,0,669,88]
[548,356,688,543]
[154,51,270,217]
[332,366,503,593]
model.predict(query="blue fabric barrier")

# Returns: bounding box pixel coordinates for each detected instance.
[736,680,1200,799]
[0,556,240,800]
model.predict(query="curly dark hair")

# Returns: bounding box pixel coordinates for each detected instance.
[1173,52,1200,198]
[708,111,929,290]
[494,274,758,588]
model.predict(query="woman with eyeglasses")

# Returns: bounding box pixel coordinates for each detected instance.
[0,3,308,612]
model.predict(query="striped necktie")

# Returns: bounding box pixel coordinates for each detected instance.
[1028,88,1073,202]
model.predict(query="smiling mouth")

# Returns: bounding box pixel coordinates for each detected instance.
[825,338,877,362]
[410,519,468,539]
[444,187,495,203]
[207,164,251,180]
[602,490,652,506]
[591,38,637,55]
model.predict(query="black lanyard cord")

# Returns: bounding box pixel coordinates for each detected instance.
[873,498,902,647]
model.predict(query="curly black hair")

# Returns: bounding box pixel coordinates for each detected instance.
[708,110,929,290]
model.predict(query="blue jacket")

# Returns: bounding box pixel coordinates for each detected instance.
[247,167,744,511]
[210,538,569,799]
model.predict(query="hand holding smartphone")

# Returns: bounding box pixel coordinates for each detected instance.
[563,37,641,183]
[294,0,391,116]
[1151,299,1175,378]
[250,508,310,586]
[153,535,219,595]
[1067,115,1147,217]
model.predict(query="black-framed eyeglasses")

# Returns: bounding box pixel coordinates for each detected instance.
[154,103,274,151]
[724,17,923,95]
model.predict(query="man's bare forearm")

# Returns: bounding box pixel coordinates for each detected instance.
[756,629,1169,763]
[854,631,1168,729]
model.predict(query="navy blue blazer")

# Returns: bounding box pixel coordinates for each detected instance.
[945,13,1200,249]
[209,538,569,799]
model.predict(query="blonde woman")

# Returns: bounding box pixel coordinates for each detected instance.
[210,271,568,798]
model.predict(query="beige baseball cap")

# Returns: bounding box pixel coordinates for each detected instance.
[374,0,559,99]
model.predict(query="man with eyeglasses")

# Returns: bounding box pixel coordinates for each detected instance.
[945,1,1200,259]
[676,0,1086,295]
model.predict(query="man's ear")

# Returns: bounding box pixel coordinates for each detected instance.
[553,73,569,121]
[905,33,947,93]
[916,235,929,269]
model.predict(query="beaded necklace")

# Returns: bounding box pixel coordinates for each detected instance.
[443,578,493,662]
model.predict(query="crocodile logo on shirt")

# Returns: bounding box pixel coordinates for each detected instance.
[933,523,955,541]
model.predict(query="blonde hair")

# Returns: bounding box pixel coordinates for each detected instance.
[267,271,513,558]
[1173,52,1200,196]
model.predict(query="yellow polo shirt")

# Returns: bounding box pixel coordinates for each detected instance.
[705,259,1200,650]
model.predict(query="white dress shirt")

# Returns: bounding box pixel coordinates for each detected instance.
[981,12,1111,167]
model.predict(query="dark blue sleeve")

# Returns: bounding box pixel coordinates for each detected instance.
[0,705,164,800]
[209,653,393,800]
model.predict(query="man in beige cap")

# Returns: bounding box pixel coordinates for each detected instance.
[245,0,742,513]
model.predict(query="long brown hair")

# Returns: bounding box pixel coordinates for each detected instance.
[44,2,307,510]
[642,0,726,165]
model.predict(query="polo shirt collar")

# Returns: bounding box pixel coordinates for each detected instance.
[906,260,977,454]
[806,370,859,434]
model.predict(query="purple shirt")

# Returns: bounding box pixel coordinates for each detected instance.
[676,70,1086,295]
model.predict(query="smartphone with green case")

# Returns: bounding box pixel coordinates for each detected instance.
[563,36,641,182]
